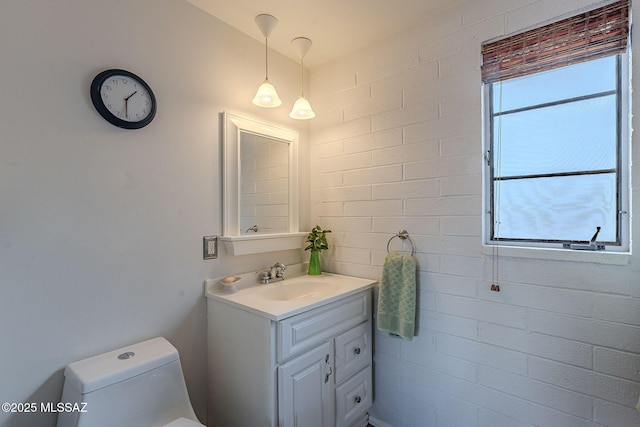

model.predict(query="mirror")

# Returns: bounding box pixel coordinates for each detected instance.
[220,112,305,255]
[240,132,290,234]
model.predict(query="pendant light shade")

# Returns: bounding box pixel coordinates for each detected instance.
[290,95,315,119]
[289,37,315,120]
[253,14,282,108]
[253,78,281,108]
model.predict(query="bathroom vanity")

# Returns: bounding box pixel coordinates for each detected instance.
[205,269,376,427]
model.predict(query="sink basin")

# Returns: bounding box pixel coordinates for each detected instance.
[261,281,342,301]
[206,268,377,320]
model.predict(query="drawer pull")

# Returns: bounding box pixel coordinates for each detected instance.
[324,354,333,383]
[354,347,361,355]
[354,396,362,404]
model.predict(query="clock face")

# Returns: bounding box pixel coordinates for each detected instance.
[90,69,156,129]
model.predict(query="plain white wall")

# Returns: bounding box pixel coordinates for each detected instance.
[0,0,310,425]
[310,0,640,426]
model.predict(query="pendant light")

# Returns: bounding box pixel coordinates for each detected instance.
[289,37,315,120]
[252,14,282,108]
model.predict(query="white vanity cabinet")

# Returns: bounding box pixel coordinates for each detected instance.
[207,284,373,427]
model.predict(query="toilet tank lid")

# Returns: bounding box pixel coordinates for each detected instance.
[164,418,205,427]
[64,337,179,394]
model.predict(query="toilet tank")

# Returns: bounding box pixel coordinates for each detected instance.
[57,337,198,427]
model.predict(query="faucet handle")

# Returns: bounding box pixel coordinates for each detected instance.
[269,262,286,279]
[257,270,271,284]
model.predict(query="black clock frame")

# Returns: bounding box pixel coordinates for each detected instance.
[90,69,156,129]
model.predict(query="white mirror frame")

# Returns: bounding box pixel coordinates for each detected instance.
[220,112,305,255]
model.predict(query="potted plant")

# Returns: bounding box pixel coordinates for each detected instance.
[304,225,332,275]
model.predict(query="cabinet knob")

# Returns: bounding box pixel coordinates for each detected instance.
[354,347,361,355]
[354,396,362,404]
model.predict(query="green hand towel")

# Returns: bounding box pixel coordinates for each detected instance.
[376,252,416,340]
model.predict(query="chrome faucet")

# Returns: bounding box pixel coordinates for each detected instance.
[259,262,287,284]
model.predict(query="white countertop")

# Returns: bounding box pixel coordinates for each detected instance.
[205,267,377,320]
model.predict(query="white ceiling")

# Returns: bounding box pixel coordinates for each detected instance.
[185,0,460,69]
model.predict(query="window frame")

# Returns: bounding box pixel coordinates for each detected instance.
[482,52,630,252]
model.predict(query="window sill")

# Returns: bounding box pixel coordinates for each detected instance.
[482,244,630,265]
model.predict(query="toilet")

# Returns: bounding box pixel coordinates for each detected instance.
[56,337,204,427]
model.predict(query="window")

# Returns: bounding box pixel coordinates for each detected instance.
[482,0,630,251]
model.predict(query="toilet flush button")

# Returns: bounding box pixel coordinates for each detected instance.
[117,351,135,360]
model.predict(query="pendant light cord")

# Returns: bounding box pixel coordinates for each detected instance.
[264,37,269,79]
[300,57,305,97]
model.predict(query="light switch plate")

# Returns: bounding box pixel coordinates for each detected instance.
[203,236,218,259]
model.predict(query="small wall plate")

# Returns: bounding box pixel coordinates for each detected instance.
[203,236,218,259]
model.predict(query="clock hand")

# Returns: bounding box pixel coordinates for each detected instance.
[123,91,137,119]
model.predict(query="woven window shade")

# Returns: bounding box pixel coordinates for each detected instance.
[481,0,629,83]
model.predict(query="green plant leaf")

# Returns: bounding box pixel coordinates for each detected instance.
[305,225,332,252]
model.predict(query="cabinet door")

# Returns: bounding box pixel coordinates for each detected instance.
[278,341,334,427]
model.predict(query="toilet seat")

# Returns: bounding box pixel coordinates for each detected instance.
[164,418,205,427]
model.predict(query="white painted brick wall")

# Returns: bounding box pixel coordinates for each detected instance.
[309,0,640,425]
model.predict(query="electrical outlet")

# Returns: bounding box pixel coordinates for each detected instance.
[203,236,218,259]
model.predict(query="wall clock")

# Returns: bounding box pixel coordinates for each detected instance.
[90,69,156,129]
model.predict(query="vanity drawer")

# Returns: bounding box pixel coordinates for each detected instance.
[335,365,372,427]
[277,291,371,362]
[334,320,371,383]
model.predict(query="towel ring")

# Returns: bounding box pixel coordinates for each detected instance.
[386,229,416,256]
